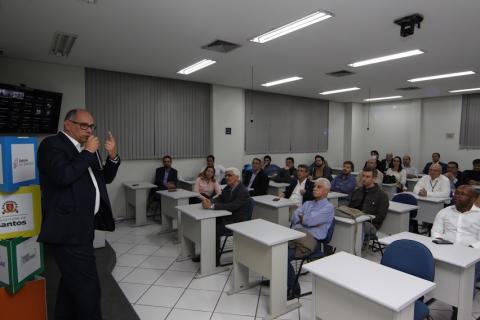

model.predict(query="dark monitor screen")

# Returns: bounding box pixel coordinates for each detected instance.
[0,83,62,134]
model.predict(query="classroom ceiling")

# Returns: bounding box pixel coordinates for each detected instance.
[1,0,479,103]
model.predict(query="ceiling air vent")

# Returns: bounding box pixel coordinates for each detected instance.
[49,32,78,57]
[396,86,421,91]
[202,39,241,53]
[326,70,355,77]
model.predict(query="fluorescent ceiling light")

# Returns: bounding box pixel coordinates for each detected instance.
[348,49,424,68]
[261,76,303,87]
[250,11,333,43]
[50,32,78,57]
[449,87,480,93]
[177,59,216,75]
[320,87,360,95]
[364,96,403,102]
[408,71,475,82]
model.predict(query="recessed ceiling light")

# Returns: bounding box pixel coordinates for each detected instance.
[348,49,424,68]
[364,96,403,102]
[50,32,78,57]
[319,87,360,95]
[261,76,303,87]
[177,59,216,75]
[250,11,333,44]
[449,87,480,93]
[408,71,475,82]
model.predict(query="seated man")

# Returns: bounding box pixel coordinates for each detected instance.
[331,161,357,197]
[356,157,384,187]
[413,163,451,198]
[200,154,225,183]
[380,152,393,174]
[150,155,178,204]
[422,152,448,174]
[280,164,314,208]
[431,185,480,319]
[262,155,280,178]
[402,155,418,178]
[273,157,297,183]
[445,161,465,191]
[462,158,480,186]
[308,155,333,181]
[350,168,389,239]
[202,167,250,265]
[288,178,335,299]
[243,158,269,196]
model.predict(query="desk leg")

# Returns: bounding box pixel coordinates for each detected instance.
[457,266,474,320]
[278,207,290,227]
[134,189,149,226]
[196,219,229,278]
[159,196,175,234]
[266,244,300,319]
[177,228,195,262]
[355,222,364,257]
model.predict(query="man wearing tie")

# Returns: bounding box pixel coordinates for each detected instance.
[37,109,120,320]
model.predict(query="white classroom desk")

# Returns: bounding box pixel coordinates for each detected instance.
[303,251,435,320]
[175,204,231,278]
[251,195,296,227]
[327,191,349,207]
[330,214,372,256]
[123,181,157,226]
[379,201,419,235]
[380,232,480,320]
[157,189,200,240]
[267,181,290,195]
[226,219,305,319]
[401,192,450,224]
[177,177,196,191]
[382,183,397,200]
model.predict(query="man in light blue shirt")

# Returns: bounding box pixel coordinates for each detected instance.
[288,178,335,299]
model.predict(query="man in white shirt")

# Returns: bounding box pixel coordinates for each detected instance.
[402,155,418,178]
[413,163,451,198]
[431,185,480,319]
[280,164,314,208]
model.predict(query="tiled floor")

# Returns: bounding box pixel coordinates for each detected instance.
[108,220,480,320]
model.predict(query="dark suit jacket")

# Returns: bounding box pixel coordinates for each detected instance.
[154,167,178,191]
[284,179,314,204]
[243,169,269,196]
[37,132,120,245]
[273,167,297,183]
[214,183,250,224]
[422,161,448,174]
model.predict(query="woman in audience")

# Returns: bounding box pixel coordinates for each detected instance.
[309,155,333,180]
[191,166,221,204]
[386,156,407,192]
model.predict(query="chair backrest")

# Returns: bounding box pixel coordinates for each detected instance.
[381,239,435,282]
[322,218,336,244]
[392,193,418,216]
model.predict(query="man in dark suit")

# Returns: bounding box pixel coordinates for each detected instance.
[202,167,250,264]
[243,157,269,196]
[422,152,448,174]
[280,164,314,207]
[37,109,120,320]
[150,155,178,204]
[273,157,297,183]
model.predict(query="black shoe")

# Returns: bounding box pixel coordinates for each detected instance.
[451,306,457,320]
[287,285,301,300]
[261,280,270,287]
[191,255,200,262]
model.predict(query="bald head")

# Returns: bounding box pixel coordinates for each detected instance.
[454,185,478,212]
[428,163,442,179]
[63,108,95,145]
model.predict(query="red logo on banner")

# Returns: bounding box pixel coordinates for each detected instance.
[2,201,19,214]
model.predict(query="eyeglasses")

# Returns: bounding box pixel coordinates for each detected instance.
[69,120,96,131]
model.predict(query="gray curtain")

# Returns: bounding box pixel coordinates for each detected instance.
[459,94,480,149]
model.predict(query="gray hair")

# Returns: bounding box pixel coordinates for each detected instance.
[224,167,240,178]
[314,177,331,191]
[64,108,88,121]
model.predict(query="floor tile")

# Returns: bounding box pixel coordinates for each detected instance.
[136,285,184,307]
[118,282,150,303]
[110,242,136,255]
[140,256,176,269]
[153,245,182,257]
[176,288,221,312]
[128,244,161,255]
[168,259,200,272]
[215,292,260,317]
[111,266,134,281]
[132,304,170,320]
[189,272,229,291]
[224,276,260,295]
[116,253,149,267]
[211,314,254,320]
[155,270,196,288]
[122,268,165,285]
[166,308,211,320]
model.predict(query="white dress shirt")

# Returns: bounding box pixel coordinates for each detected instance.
[404,166,418,177]
[290,179,306,206]
[386,168,407,185]
[432,205,480,248]
[413,174,451,198]
[62,131,100,214]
